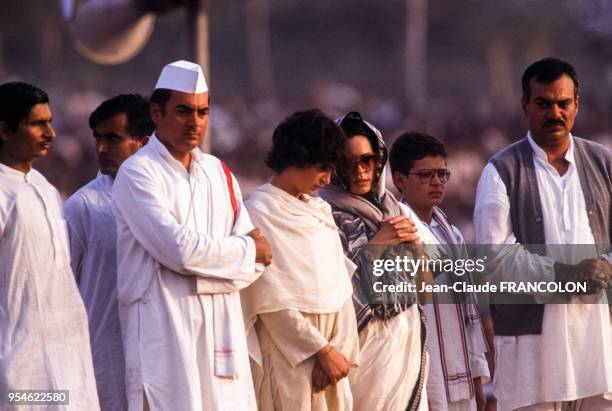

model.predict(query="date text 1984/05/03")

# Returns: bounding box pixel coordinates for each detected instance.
[2,390,69,405]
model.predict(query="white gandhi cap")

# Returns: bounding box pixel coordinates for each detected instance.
[155,60,208,94]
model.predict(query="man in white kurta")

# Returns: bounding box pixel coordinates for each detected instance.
[112,61,269,410]
[0,81,99,410]
[64,94,152,411]
[474,58,611,411]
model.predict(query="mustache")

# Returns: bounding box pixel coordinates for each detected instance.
[544,119,565,127]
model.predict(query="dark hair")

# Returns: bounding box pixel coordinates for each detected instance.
[335,111,387,195]
[0,82,49,151]
[149,88,172,113]
[265,109,345,173]
[89,94,154,140]
[149,88,211,114]
[522,57,579,101]
[389,132,448,174]
[339,111,382,154]
[0,82,49,132]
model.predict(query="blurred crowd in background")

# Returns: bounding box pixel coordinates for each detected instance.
[2,0,612,240]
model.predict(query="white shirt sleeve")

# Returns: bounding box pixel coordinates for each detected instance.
[112,163,256,282]
[468,349,490,381]
[64,196,87,284]
[474,163,556,299]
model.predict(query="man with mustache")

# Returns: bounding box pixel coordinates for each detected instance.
[0,82,100,409]
[64,94,153,411]
[111,60,272,410]
[474,58,612,410]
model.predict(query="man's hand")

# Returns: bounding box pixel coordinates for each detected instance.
[473,377,487,411]
[369,216,420,245]
[575,258,611,293]
[315,345,351,385]
[248,228,272,266]
[556,258,611,294]
[311,361,331,393]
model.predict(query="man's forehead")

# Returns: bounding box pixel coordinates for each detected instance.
[28,103,52,119]
[529,75,576,99]
[94,112,128,133]
[168,90,209,107]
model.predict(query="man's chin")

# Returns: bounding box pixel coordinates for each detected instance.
[538,128,570,140]
[99,167,116,177]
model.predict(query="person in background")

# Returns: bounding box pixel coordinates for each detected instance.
[64,94,153,411]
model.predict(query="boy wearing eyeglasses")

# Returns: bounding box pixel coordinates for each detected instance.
[390,132,491,411]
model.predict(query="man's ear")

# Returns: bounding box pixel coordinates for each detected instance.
[521,97,528,116]
[575,94,580,113]
[392,171,403,192]
[140,136,150,147]
[150,103,162,125]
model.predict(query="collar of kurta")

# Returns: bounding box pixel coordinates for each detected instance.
[96,171,114,189]
[0,162,32,182]
[149,132,203,174]
[526,131,575,165]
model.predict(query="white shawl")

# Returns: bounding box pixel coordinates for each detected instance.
[242,183,355,365]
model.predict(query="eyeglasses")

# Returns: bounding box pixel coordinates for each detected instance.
[347,153,378,171]
[406,169,451,183]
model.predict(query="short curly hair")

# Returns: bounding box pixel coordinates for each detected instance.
[265,109,346,173]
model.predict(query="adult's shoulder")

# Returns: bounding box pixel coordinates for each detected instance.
[487,137,529,163]
[573,136,612,159]
[114,145,161,186]
[29,169,63,200]
[64,177,102,213]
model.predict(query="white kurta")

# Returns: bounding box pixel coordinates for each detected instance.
[112,134,259,411]
[401,203,490,411]
[64,172,127,411]
[0,163,100,411]
[474,133,612,410]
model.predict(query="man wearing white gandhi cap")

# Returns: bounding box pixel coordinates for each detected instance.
[111,60,272,410]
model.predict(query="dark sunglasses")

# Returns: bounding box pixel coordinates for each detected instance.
[347,153,378,171]
[406,168,451,183]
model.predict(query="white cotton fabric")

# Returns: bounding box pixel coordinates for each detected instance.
[0,163,100,411]
[64,172,127,411]
[474,133,612,411]
[349,306,428,411]
[112,133,259,410]
[241,183,355,364]
[400,202,490,411]
[155,60,208,93]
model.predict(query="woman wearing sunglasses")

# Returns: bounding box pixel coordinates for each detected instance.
[241,109,360,410]
[319,111,431,411]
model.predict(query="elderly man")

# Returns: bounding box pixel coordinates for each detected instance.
[112,60,271,410]
[64,94,153,411]
[0,82,99,409]
[474,58,612,410]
